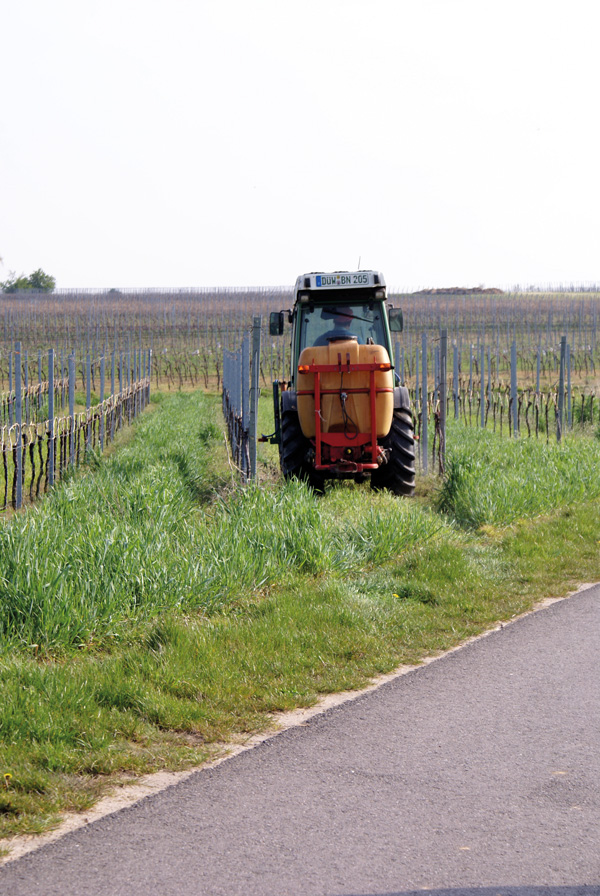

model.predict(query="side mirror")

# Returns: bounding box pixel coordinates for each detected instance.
[270,311,285,336]
[388,307,403,333]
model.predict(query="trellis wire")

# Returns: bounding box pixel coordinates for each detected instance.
[1,346,152,512]
[222,317,262,481]
[412,333,590,475]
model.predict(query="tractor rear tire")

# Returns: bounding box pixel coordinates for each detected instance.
[280,409,326,493]
[280,409,308,479]
[370,410,416,496]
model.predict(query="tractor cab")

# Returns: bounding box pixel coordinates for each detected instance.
[267,270,414,495]
[271,271,403,389]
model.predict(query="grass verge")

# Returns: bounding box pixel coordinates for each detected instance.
[0,391,598,839]
[436,420,600,527]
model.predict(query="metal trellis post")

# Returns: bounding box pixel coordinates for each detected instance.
[48,349,55,488]
[557,335,566,442]
[15,342,22,509]
[249,315,262,480]
[421,333,428,474]
[69,352,76,467]
[440,329,447,474]
[511,341,518,436]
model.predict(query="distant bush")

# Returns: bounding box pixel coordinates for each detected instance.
[1,268,56,293]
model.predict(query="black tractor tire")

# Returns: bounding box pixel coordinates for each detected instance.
[370,410,416,496]
[280,409,326,493]
[280,409,308,479]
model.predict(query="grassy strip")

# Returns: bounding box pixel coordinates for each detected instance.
[0,392,599,838]
[436,420,600,527]
[0,393,229,651]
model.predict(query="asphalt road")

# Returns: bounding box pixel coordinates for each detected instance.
[2,586,599,896]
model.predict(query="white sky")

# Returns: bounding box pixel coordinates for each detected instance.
[1,0,599,291]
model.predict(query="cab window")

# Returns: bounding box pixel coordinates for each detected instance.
[298,304,387,352]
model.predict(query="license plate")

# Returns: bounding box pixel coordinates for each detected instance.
[315,272,372,288]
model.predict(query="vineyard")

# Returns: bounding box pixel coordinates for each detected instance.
[1,343,151,511]
[2,286,600,503]
[2,286,599,392]
[1,285,600,841]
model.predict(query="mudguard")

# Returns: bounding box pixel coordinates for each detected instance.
[394,385,411,411]
[281,389,298,414]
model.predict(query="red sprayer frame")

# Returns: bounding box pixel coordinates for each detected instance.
[297,352,393,473]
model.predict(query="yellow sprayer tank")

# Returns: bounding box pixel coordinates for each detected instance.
[297,339,394,439]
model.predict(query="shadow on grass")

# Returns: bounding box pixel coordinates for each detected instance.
[170,448,217,505]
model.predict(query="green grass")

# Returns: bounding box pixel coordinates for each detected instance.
[0,390,599,840]
[436,420,600,527]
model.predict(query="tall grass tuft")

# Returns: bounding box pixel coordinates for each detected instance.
[436,422,600,528]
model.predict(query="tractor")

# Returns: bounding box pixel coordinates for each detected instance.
[267,271,415,495]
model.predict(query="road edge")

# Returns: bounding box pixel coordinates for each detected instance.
[1,582,596,866]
